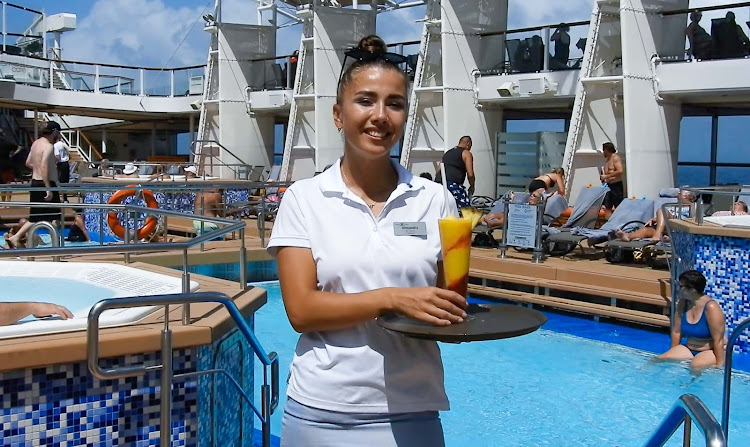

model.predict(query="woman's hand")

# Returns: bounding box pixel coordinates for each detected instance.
[389,287,468,326]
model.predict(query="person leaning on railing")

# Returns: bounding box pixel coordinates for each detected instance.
[0,302,73,326]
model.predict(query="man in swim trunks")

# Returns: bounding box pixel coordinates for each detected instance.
[26,121,62,223]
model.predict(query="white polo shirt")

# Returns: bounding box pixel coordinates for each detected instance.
[53,141,70,163]
[267,158,457,414]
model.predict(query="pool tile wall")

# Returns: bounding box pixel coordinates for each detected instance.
[0,320,258,446]
[188,261,278,283]
[0,350,197,446]
[672,231,750,354]
[197,314,255,447]
[83,189,250,240]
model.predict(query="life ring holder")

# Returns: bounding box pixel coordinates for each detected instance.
[107,187,159,240]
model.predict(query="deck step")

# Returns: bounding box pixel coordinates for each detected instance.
[468,284,671,327]
[470,268,670,308]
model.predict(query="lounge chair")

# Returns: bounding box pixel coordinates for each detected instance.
[549,197,655,256]
[544,185,609,255]
[604,199,693,265]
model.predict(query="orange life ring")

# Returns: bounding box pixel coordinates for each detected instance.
[107,188,159,240]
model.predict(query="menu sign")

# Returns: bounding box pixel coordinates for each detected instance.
[506,203,538,249]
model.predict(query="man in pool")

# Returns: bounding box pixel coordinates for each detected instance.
[0,302,73,325]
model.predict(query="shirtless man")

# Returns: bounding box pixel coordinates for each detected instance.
[26,121,62,223]
[193,188,224,235]
[600,142,625,210]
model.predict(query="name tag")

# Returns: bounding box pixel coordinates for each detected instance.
[393,222,427,236]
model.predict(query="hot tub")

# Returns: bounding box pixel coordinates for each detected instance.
[0,261,199,339]
[0,262,267,446]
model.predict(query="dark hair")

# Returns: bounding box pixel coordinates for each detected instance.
[602,142,616,153]
[336,35,408,104]
[678,270,707,294]
[459,136,472,146]
[419,172,433,181]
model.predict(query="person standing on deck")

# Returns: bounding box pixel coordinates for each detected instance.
[25,121,62,223]
[53,135,71,202]
[441,136,475,209]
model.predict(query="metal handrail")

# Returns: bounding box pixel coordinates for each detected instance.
[643,394,726,447]
[190,139,252,178]
[87,291,279,447]
[722,317,750,442]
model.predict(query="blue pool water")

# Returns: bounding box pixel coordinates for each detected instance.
[252,281,750,446]
[0,277,116,314]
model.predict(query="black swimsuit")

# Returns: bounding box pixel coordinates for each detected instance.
[528,174,554,193]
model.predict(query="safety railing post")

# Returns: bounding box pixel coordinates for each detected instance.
[239,228,247,289]
[182,249,190,325]
[160,305,173,445]
[124,210,132,264]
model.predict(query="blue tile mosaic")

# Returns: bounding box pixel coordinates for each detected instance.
[188,261,278,283]
[0,350,198,446]
[83,189,251,240]
[0,321,258,446]
[672,231,750,354]
[197,315,256,447]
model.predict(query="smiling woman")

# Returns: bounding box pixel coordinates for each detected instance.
[267,35,465,447]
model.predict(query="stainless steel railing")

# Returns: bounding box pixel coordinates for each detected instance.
[721,317,750,443]
[643,394,726,447]
[87,291,279,447]
[0,200,249,324]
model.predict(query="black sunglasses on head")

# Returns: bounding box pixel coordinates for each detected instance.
[337,48,408,89]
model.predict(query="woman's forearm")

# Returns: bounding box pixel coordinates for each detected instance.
[283,288,393,333]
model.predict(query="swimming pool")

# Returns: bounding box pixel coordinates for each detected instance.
[252,281,750,446]
[0,261,199,339]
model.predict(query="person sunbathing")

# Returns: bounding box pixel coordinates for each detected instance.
[480,191,541,228]
[614,190,696,242]
[3,214,90,248]
[710,201,748,217]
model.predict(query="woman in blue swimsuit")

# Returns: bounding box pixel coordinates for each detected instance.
[658,270,726,371]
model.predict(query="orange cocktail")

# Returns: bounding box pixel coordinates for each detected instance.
[438,215,474,297]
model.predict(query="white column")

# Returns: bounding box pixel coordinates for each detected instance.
[101,129,107,154]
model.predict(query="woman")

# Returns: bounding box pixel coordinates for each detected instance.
[658,270,726,371]
[267,35,467,446]
[528,167,565,197]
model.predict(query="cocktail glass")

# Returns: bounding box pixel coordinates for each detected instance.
[438,216,474,298]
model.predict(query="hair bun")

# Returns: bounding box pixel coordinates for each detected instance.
[358,35,387,54]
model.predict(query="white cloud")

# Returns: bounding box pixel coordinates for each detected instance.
[62,0,212,67]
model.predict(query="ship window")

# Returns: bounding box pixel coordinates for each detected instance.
[677,165,709,187]
[678,116,711,163]
[717,116,750,164]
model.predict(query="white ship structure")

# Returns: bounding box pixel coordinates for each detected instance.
[1,0,748,200]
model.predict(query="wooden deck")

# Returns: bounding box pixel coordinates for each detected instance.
[468,247,673,328]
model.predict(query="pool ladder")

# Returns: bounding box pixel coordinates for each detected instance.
[86,291,279,447]
[643,317,750,446]
[26,221,61,261]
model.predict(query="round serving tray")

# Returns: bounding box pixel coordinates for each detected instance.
[377,303,547,343]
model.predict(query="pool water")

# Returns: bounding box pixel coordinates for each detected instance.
[252,281,750,446]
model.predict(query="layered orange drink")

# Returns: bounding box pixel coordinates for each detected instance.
[438,208,482,297]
